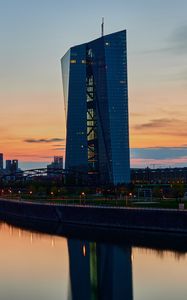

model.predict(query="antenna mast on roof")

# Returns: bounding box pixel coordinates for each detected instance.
[101,17,104,37]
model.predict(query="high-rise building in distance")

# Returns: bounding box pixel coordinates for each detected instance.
[54,156,63,168]
[0,153,3,170]
[6,160,12,171]
[61,30,130,184]
[47,156,64,177]
[6,159,19,173]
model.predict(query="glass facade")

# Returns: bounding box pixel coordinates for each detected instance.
[61,30,130,184]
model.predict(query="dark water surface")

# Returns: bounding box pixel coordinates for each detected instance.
[0,221,187,300]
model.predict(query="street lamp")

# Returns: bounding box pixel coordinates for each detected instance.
[18,190,21,201]
[9,189,12,198]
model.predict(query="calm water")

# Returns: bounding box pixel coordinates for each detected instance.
[0,222,187,300]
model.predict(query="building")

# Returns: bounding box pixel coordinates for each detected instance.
[12,160,18,172]
[5,160,12,172]
[131,167,187,184]
[0,153,3,170]
[5,159,19,173]
[61,29,130,185]
[54,156,63,167]
[47,156,63,177]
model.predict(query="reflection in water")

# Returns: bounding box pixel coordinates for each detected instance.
[0,223,70,300]
[133,247,186,261]
[0,221,187,300]
[68,240,133,300]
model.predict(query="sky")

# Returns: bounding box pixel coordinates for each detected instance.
[0,0,187,169]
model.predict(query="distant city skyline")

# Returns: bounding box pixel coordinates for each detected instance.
[0,0,187,169]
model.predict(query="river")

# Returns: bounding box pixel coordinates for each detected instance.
[0,221,186,300]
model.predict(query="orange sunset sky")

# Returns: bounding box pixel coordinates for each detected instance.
[0,0,187,169]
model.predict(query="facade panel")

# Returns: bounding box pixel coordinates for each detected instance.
[61,49,70,118]
[62,45,88,171]
[104,31,130,184]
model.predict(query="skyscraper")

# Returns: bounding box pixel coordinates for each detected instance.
[61,30,130,185]
[6,160,12,172]
[6,159,19,172]
[0,153,3,170]
[47,156,64,177]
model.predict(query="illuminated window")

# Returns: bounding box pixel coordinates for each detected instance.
[70,60,76,64]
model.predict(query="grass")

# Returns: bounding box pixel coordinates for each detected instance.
[2,195,186,210]
[49,198,187,210]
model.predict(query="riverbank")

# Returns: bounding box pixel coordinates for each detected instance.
[0,198,187,234]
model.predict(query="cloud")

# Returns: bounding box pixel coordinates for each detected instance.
[24,138,65,143]
[159,107,187,117]
[142,25,187,55]
[39,156,54,159]
[131,147,187,160]
[169,25,187,54]
[12,154,41,158]
[131,157,187,168]
[53,147,65,151]
[142,46,173,55]
[133,118,187,137]
[130,112,145,117]
[131,147,187,168]
[134,118,175,130]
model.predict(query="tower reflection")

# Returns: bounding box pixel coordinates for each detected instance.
[68,240,133,300]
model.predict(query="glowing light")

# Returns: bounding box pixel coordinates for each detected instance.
[51,238,55,247]
[82,245,86,257]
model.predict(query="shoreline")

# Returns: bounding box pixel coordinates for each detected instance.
[0,198,187,234]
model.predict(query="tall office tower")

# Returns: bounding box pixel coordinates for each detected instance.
[61,30,130,184]
[6,160,12,171]
[12,160,18,172]
[0,153,3,170]
[47,156,64,177]
[54,156,63,168]
[6,160,18,172]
